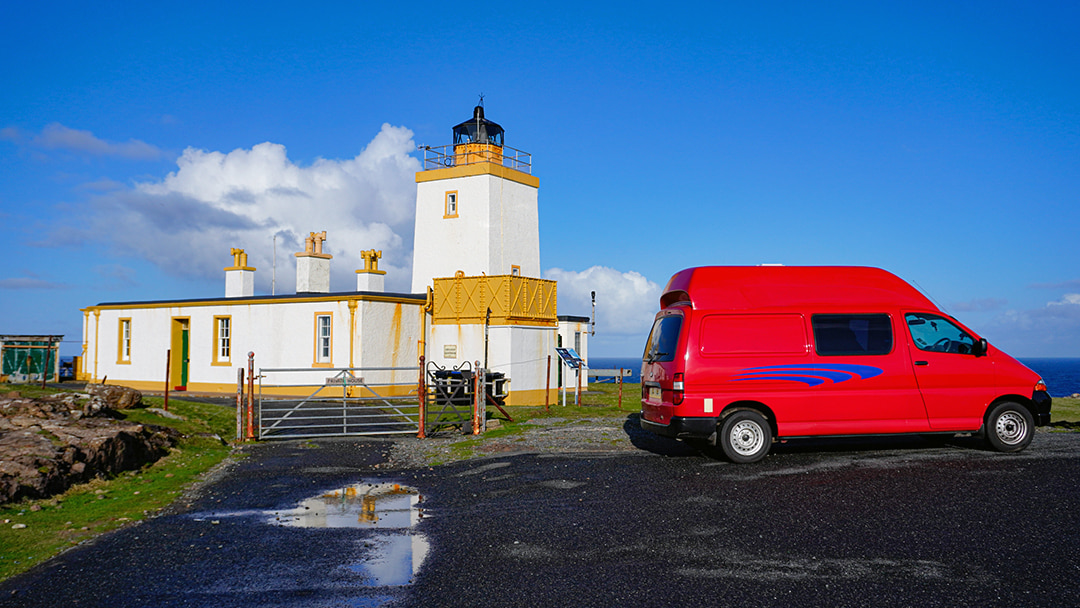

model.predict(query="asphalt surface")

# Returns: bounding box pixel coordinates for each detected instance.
[2,426,1079,608]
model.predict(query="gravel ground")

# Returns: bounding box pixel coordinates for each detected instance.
[385,412,693,468]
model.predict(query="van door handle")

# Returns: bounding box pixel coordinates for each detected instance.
[915,361,928,366]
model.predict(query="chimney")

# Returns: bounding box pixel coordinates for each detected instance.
[295,231,332,293]
[356,249,386,292]
[225,248,255,297]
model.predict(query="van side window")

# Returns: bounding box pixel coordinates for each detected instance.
[906,313,976,354]
[643,315,683,362]
[811,314,893,356]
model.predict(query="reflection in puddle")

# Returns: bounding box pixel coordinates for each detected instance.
[350,533,430,586]
[269,482,430,593]
[269,482,424,529]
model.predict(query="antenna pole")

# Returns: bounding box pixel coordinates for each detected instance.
[590,291,596,336]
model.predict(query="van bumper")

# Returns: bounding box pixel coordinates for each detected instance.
[1033,390,1052,426]
[640,415,719,440]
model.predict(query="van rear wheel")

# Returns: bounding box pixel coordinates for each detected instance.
[985,402,1034,453]
[719,411,771,463]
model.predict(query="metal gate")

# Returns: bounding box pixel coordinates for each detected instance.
[252,361,508,440]
[424,360,476,432]
[257,366,422,439]
[423,360,509,434]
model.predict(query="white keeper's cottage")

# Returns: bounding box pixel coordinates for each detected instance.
[79,105,588,404]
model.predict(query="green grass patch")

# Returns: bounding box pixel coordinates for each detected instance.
[1051,397,1080,424]
[0,385,240,581]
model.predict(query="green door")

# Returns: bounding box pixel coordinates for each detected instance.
[179,327,189,389]
[170,318,190,390]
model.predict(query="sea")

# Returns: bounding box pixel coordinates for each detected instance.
[590,356,1080,398]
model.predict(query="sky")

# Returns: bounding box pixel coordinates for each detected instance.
[1,1,1078,359]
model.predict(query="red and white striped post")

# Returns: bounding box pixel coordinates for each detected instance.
[245,352,255,441]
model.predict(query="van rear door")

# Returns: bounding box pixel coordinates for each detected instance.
[641,310,685,424]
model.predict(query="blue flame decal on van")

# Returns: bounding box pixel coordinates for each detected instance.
[731,364,883,387]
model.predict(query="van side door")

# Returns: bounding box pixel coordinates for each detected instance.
[791,313,929,436]
[904,312,994,430]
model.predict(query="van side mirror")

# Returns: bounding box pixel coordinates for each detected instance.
[973,338,988,357]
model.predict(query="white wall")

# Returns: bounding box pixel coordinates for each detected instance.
[412,172,539,293]
[84,296,423,392]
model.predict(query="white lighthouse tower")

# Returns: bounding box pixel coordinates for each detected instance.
[411,104,541,293]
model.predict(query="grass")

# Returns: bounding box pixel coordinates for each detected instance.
[1051,396,1080,424]
[0,385,239,581]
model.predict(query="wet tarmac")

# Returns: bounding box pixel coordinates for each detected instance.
[2,431,1080,607]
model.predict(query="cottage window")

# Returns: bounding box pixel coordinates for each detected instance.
[214,316,232,364]
[315,314,332,364]
[118,319,132,364]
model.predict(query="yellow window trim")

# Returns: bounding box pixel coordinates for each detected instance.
[116,318,132,364]
[212,315,232,366]
[444,190,459,218]
[313,312,333,366]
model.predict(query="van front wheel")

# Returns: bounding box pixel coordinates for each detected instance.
[986,402,1034,453]
[719,411,771,463]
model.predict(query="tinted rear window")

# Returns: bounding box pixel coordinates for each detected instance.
[812,314,893,356]
[643,315,683,362]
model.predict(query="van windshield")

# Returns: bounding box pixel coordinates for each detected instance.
[643,315,683,362]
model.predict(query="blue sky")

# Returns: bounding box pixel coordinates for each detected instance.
[2,1,1078,358]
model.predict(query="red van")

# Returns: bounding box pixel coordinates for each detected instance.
[640,266,1052,463]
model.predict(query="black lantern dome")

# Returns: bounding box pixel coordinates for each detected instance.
[453,105,504,147]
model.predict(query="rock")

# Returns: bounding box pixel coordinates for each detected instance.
[0,393,178,504]
[83,384,144,410]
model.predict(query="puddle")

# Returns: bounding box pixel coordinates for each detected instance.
[348,533,430,586]
[268,482,424,529]
[269,482,430,596]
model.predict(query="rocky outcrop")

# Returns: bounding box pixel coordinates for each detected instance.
[83,383,144,409]
[0,392,177,504]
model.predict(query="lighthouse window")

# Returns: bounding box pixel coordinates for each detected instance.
[315,314,333,364]
[444,191,458,218]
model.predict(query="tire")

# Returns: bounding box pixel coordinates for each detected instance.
[985,402,1034,453]
[719,410,771,463]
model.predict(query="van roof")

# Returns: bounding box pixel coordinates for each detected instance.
[660,266,938,311]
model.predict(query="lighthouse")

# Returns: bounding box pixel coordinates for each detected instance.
[411,104,541,293]
[412,104,584,405]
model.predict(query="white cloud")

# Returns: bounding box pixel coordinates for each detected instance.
[29,123,164,160]
[1048,294,1080,307]
[544,266,661,336]
[49,124,421,292]
[982,293,1080,357]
